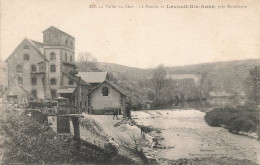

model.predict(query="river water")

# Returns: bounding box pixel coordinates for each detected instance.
[132,109,260,163]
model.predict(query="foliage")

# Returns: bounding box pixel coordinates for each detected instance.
[0,105,127,164]
[151,64,167,99]
[77,52,100,71]
[244,66,260,104]
[229,118,257,133]
[205,107,259,135]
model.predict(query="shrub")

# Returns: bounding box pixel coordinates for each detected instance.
[205,107,259,136]
[229,118,256,133]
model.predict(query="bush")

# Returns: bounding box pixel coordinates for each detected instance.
[205,107,259,135]
[0,105,113,164]
[229,118,256,133]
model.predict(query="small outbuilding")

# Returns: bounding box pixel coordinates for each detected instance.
[87,80,126,116]
[2,84,34,105]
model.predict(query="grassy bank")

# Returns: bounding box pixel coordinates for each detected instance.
[0,104,135,164]
[204,107,259,138]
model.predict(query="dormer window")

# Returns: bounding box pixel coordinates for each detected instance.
[23,53,30,60]
[50,52,56,60]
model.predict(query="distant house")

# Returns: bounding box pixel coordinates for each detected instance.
[166,74,201,100]
[79,72,126,116]
[2,84,34,104]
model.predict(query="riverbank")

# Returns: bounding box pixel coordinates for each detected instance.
[131,109,260,164]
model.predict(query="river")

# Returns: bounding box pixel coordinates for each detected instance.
[132,109,260,164]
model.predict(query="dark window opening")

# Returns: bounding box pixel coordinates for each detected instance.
[50,65,56,72]
[31,90,37,98]
[31,65,36,72]
[69,80,74,85]
[23,54,30,60]
[18,77,23,85]
[51,89,57,99]
[50,78,56,85]
[102,87,109,96]
[65,38,68,46]
[17,65,23,73]
[70,55,72,62]
[65,53,67,61]
[31,77,37,86]
[50,52,56,60]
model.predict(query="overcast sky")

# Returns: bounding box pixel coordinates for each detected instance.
[1,0,259,68]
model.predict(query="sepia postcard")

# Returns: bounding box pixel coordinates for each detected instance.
[0,0,259,164]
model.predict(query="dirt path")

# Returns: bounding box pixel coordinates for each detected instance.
[132,109,260,164]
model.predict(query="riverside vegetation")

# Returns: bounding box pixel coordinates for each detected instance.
[204,106,260,138]
[0,104,135,164]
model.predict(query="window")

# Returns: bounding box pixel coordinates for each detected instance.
[23,45,29,50]
[70,41,73,47]
[31,65,36,72]
[102,87,109,96]
[50,65,56,72]
[50,78,56,85]
[50,52,56,60]
[69,80,74,85]
[31,90,37,98]
[65,38,68,46]
[65,53,67,61]
[51,89,57,99]
[23,53,30,60]
[70,55,72,62]
[18,77,23,85]
[31,77,37,86]
[17,65,23,73]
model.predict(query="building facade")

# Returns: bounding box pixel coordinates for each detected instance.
[4,26,89,107]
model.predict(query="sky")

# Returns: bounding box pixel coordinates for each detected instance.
[0,0,259,68]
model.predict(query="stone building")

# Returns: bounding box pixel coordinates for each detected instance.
[79,72,126,115]
[4,26,126,116]
[4,26,89,108]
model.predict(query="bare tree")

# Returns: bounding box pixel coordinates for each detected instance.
[151,64,167,99]
[77,52,98,71]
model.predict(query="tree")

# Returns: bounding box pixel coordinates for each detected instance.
[151,65,167,100]
[245,66,260,104]
[77,52,99,71]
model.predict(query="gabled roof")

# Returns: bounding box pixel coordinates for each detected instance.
[62,71,89,86]
[166,74,200,85]
[43,26,74,38]
[88,80,126,96]
[5,38,47,62]
[78,72,108,84]
[2,84,34,98]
